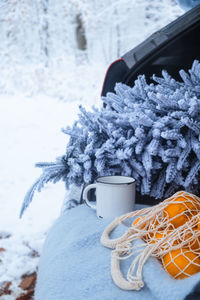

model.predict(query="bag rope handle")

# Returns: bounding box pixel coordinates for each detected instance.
[100,206,155,248]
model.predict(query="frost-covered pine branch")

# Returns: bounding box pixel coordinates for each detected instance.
[21,60,200,217]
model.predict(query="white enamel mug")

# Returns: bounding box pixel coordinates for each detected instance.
[83,176,136,219]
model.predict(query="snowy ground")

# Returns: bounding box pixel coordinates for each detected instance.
[0,3,183,299]
[0,62,105,298]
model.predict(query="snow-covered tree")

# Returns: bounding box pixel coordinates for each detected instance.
[20,60,200,216]
[0,0,183,96]
[0,0,182,65]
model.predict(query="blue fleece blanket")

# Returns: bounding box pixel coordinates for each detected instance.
[35,205,200,300]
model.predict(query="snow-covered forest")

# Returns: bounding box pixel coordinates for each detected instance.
[0,0,183,298]
[0,0,182,98]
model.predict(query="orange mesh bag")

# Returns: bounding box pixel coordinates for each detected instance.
[101,191,200,291]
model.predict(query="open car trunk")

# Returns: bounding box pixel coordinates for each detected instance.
[101,4,200,205]
[102,4,200,96]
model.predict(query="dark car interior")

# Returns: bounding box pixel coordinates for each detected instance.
[102,4,200,96]
[100,4,200,206]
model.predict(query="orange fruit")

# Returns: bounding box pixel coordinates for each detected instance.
[132,217,151,242]
[149,230,176,250]
[164,194,200,228]
[132,217,140,226]
[148,215,170,231]
[163,248,200,279]
[149,217,159,228]
[150,231,168,244]
[176,231,200,251]
[132,217,145,228]
[197,217,200,231]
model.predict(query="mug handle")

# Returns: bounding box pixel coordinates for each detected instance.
[83,184,97,210]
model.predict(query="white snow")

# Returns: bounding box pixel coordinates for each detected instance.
[0,60,106,300]
[0,65,104,281]
[0,1,183,298]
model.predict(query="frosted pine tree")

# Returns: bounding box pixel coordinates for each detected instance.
[21,60,200,216]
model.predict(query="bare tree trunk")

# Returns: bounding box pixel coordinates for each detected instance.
[39,0,49,67]
[75,13,87,51]
[115,8,121,58]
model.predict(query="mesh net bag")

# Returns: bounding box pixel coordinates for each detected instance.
[101,191,200,291]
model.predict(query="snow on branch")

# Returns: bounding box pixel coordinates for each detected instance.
[20,60,200,216]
